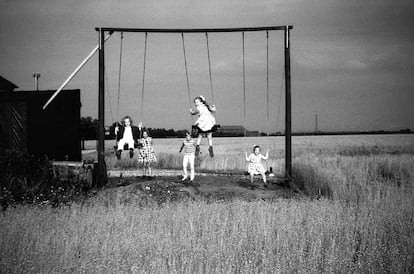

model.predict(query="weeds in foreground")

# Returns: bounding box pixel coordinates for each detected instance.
[1,144,413,272]
[1,199,413,273]
[0,150,91,209]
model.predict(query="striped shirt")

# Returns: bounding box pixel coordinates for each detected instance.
[182,139,196,155]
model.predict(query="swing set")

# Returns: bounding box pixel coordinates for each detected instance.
[44,25,293,186]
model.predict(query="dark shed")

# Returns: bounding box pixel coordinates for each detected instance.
[0,76,18,91]
[0,89,81,161]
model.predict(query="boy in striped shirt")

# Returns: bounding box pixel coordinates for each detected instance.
[179,131,196,182]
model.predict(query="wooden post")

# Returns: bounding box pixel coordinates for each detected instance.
[284,26,292,180]
[98,29,107,187]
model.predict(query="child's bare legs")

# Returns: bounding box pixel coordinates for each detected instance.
[148,163,152,176]
[207,133,213,146]
[261,172,267,187]
[143,163,148,177]
[196,134,202,145]
[195,134,202,156]
[249,173,254,189]
[207,133,214,157]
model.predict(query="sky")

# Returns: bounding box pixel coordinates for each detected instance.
[1,0,414,133]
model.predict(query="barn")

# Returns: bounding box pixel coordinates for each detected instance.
[0,77,81,161]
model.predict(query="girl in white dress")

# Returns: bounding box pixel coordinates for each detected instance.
[190,95,217,157]
[245,145,269,189]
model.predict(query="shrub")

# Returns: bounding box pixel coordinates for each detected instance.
[0,149,90,209]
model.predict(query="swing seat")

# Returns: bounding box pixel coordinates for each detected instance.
[113,142,142,151]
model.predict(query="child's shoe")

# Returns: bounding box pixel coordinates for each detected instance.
[129,149,134,158]
[208,146,214,157]
[195,145,200,156]
[116,150,122,160]
[268,167,275,177]
[181,176,187,181]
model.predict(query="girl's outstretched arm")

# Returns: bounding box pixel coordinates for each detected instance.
[262,150,270,160]
[209,105,216,112]
[189,108,199,115]
[245,152,250,161]
[179,143,184,153]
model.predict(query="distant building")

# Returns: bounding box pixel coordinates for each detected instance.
[216,125,259,137]
[0,76,18,91]
[217,125,245,136]
[246,130,259,137]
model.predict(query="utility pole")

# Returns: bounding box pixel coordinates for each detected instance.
[315,113,318,133]
[32,73,40,91]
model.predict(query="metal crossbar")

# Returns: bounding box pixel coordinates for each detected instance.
[95,26,293,33]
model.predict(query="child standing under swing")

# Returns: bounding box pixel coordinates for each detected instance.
[179,130,196,182]
[190,95,217,157]
[137,130,157,177]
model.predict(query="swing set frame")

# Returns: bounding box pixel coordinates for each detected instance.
[95,26,293,186]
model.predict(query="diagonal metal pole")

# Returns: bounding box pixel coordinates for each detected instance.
[43,32,113,110]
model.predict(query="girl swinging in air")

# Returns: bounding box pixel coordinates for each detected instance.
[190,95,217,157]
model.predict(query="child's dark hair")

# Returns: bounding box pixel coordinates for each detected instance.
[184,130,191,136]
[253,145,260,152]
[121,116,133,126]
[142,129,150,137]
[194,95,214,112]
[193,95,205,104]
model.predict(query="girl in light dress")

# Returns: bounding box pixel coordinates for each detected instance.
[137,130,157,177]
[190,95,217,157]
[245,145,269,189]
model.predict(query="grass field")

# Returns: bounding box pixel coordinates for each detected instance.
[1,134,414,272]
[84,134,414,173]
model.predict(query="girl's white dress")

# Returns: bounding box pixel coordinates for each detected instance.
[195,104,216,132]
[247,153,266,174]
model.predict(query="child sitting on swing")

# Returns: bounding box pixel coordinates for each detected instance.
[114,116,142,159]
[190,95,217,157]
[245,145,269,189]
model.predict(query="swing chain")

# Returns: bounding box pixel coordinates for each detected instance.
[205,32,214,104]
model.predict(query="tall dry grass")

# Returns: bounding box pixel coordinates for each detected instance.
[292,153,414,203]
[1,198,413,273]
[2,138,414,272]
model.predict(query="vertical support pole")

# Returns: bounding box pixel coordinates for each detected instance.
[98,28,107,187]
[242,32,246,137]
[284,26,292,180]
